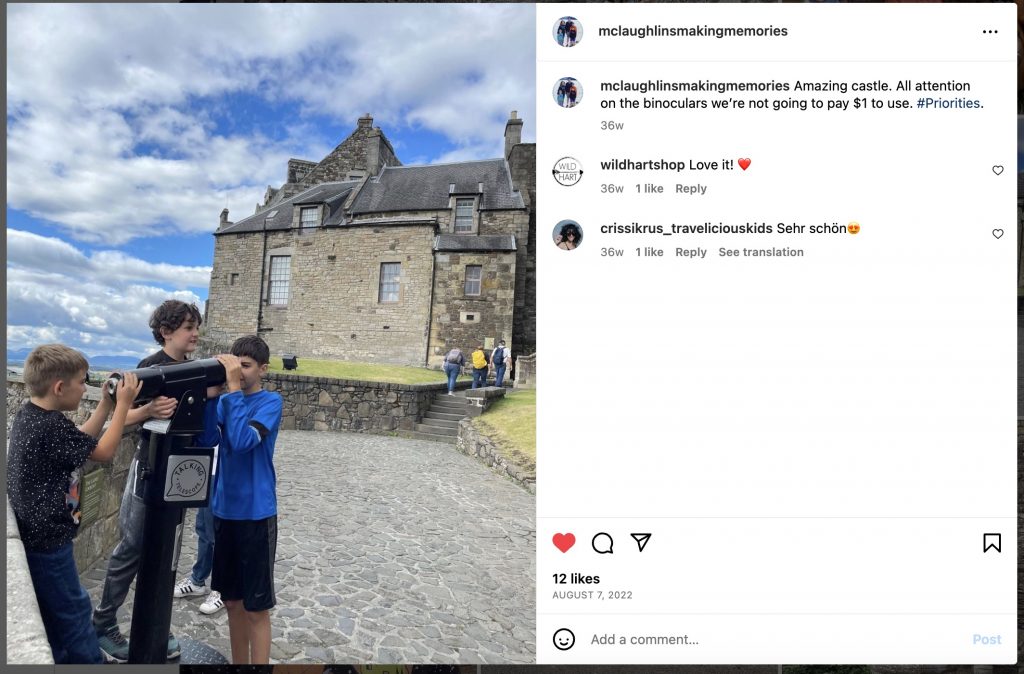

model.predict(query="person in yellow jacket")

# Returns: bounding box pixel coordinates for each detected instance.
[471,344,489,389]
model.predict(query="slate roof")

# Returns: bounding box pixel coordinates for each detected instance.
[351,159,525,214]
[435,234,517,252]
[216,181,359,235]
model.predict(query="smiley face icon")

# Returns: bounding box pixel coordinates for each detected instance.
[848,222,861,234]
[553,627,576,651]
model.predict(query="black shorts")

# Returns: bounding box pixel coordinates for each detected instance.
[211,515,277,612]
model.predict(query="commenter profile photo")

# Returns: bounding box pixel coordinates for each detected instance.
[553,77,582,108]
[553,220,583,250]
[554,16,582,47]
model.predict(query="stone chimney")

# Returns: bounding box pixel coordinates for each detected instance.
[220,208,230,227]
[504,110,523,161]
[358,113,373,130]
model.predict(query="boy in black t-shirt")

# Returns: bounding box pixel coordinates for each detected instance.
[7,344,141,663]
[92,299,208,661]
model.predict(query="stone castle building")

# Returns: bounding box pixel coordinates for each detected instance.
[205,113,536,369]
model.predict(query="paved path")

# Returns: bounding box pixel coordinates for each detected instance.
[81,430,536,664]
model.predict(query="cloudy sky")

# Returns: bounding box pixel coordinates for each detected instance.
[7,3,536,360]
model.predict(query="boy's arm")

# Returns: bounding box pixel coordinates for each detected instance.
[125,396,177,427]
[220,393,282,455]
[89,373,143,463]
[194,395,222,448]
[77,390,113,438]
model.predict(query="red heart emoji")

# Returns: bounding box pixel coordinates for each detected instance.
[738,158,751,170]
[552,532,576,553]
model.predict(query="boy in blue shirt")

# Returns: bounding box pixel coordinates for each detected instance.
[199,335,282,664]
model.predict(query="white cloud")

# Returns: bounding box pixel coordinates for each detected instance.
[6,230,208,358]
[7,4,535,246]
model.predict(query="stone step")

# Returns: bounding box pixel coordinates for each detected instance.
[397,430,457,445]
[420,415,462,428]
[421,409,466,419]
[416,423,457,437]
[431,399,471,411]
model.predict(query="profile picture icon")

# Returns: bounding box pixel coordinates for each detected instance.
[553,78,582,109]
[554,16,582,47]
[553,220,583,251]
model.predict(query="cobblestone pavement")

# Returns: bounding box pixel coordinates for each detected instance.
[81,430,536,664]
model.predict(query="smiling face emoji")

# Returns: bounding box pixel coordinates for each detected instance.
[848,222,861,235]
[553,628,576,651]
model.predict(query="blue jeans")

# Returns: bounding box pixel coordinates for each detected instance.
[472,368,487,389]
[190,506,215,585]
[25,542,104,663]
[494,363,507,387]
[445,363,459,392]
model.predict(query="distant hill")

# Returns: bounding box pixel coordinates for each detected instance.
[7,349,140,371]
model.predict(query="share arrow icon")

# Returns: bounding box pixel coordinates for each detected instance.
[630,533,651,552]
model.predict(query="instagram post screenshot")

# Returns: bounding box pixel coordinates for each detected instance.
[2,1,1020,673]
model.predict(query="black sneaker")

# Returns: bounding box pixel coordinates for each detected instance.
[96,624,129,663]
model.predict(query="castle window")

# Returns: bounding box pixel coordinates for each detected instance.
[268,256,291,305]
[464,265,482,296]
[299,206,318,234]
[229,273,239,286]
[454,197,474,233]
[378,262,401,303]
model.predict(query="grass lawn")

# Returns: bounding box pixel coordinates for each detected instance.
[472,389,536,470]
[266,356,468,385]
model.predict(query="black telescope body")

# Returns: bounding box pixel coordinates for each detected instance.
[106,358,225,435]
[106,358,225,663]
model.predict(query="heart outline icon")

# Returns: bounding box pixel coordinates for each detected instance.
[738,158,751,171]
[552,532,576,553]
[992,229,1004,239]
[992,165,1004,175]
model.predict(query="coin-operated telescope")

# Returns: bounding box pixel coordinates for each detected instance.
[105,358,226,663]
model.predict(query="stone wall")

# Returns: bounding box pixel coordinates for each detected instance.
[513,353,536,389]
[426,209,530,369]
[456,418,535,494]
[429,248,517,368]
[206,229,287,340]
[208,225,437,366]
[508,143,537,356]
[7,499,52,663]
[261,372,444,433]
[300,115,401,187]
[208,207,529,368]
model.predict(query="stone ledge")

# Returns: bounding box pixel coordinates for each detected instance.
[266,371,458,392]
[465,386,507,400]
[6,500,54,664]
[463,386,506,417]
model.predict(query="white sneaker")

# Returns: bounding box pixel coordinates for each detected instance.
[200,590,225,615]
[173,577,209,598]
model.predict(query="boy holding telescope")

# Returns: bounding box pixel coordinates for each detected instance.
[7,344,142,663]
[197,335,282,664]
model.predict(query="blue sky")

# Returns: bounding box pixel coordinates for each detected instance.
[7,3,536,360]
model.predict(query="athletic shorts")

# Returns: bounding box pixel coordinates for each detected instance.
[211,515,277,612]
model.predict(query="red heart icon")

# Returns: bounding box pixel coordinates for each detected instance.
[552,532,576,553]
[738,158,751,170]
